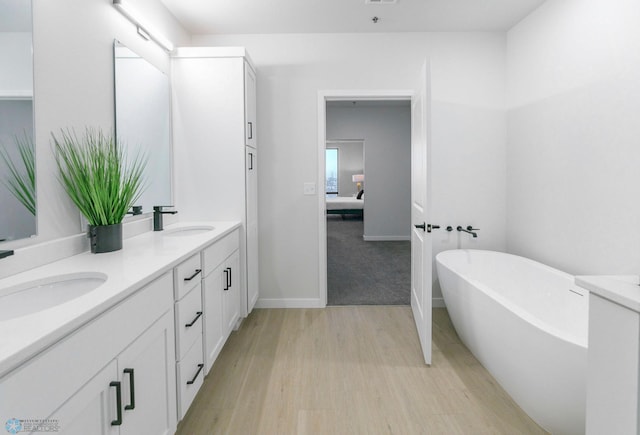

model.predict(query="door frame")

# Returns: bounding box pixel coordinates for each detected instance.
[317,90,414,307]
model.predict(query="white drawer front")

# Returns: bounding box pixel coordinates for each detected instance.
[176,336,204,420]
[175,284,203,361]
[174,253,202,300]
[203,229,240,277]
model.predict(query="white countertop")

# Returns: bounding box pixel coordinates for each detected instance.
[0,221,240,378]
[575,275,640,313]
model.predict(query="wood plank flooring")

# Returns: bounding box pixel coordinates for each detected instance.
[176,307,547,434]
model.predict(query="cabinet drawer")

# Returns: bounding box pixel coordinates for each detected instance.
[175,284,203,361]
[174,253,202,300]
[176,335,204,420]
[203,229,240,277]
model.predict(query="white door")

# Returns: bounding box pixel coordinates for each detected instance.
[410,60,433,365]
[48,360,119,435]
[246,147,259,313]
[118,310,177,435]
[203,264,225,374]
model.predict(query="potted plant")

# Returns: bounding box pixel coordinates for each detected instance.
[52,127,146,253]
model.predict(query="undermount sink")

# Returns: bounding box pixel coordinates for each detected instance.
[0,273,107,321]
[163,225,215,237]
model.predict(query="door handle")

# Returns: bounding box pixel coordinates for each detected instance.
[414,223,440,233]
[123,368,135,411]
[110,381,123,426]
[248,122,253,140]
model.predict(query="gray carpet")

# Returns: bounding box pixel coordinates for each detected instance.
[327,216,411,305]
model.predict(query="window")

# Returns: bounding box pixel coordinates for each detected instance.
[326,148,338,195]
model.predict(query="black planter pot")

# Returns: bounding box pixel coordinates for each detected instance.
[88,223,123,253]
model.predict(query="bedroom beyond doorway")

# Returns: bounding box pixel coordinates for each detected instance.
[324,99,411,306]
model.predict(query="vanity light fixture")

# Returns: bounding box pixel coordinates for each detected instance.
[112,0,174,52]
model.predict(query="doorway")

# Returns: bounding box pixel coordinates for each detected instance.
[323,101,412,306]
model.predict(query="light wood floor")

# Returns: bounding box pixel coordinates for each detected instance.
[177,307,547,434]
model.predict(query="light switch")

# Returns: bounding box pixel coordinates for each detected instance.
[303,182,316,195]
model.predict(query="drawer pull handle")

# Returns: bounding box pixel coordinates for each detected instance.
[185,311,203,328]
[223,269,229,291]
[226,267,232,290]
[187,363,204,385]
[124,368,135,410]
[184,269,202,282]
[110,381,123,426]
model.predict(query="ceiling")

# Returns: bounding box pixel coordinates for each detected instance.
[161,0,546,35]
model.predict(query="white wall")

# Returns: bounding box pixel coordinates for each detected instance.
[506,0,640,275]
[326,140,363,198]
[0,0,189,279]
[194,32,508,304]
[327,104,411,240]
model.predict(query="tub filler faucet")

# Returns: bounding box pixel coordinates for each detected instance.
[457,225,479,238]
[153,206,178,231]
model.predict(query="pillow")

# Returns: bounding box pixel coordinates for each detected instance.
[356,190,364,200]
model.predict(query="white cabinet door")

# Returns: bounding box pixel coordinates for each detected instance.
[223,251,241,335]
[118,310,177,435]
[244,62,257,148]
[203,263,225,374]
[48,360,119,435]
[246,147,259,313]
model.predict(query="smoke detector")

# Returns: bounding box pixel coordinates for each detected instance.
[365,0,397,4]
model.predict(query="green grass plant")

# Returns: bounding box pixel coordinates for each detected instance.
[0,133,36,215]
[52,127,147,226]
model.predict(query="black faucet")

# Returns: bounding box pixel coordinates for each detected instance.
[0,250,14,259]
[153,206,178,231]
[457,225,479,238]
[127,205,143,216]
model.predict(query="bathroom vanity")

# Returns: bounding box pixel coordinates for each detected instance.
[0,221,241,434]
[576,275,640,435]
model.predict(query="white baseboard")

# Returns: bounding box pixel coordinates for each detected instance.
[255,298,325,309]
[432,297,446,308]
[363,235,410,241]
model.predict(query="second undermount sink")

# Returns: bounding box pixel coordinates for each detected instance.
[163,225,215,237]
[0,273,107,321]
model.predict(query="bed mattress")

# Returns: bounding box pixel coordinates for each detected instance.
[326,197,364,210]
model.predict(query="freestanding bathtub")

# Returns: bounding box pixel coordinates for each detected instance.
[436,250,587,435]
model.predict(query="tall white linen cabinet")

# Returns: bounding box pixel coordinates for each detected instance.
[172,47,259,318]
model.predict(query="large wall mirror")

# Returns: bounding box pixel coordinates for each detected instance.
[0,0,36,243]
[113,40,172,214]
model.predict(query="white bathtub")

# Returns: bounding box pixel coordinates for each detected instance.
[436,250,587,435]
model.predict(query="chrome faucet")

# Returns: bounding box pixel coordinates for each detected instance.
[153,206,178,231]
[457,225,479,238]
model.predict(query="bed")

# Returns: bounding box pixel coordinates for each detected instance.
[326,196,364,217]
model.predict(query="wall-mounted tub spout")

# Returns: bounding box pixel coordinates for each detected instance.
[457,225,478,238]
